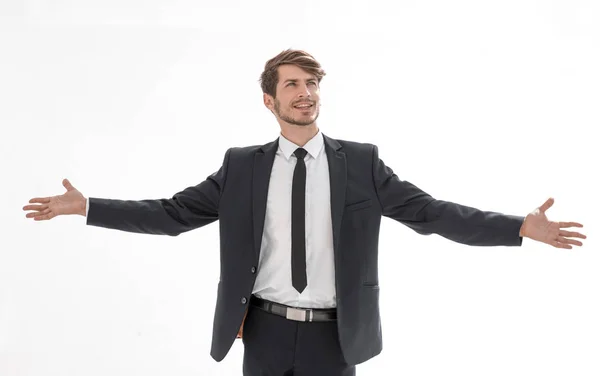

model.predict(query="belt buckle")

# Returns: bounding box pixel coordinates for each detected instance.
[286,307,309,322]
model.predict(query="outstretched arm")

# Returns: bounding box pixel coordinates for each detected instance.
[24,148,232,236]
[371,145,585,248]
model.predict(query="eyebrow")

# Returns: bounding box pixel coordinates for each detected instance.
[283,78,317,84]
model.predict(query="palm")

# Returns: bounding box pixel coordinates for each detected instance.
[521,198,586,249]
[23,179,86,220]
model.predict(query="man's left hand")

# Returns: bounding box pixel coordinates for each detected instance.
[520,197,586,249]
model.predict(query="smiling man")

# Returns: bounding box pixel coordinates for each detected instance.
[23,49,586,376]
[268,64,321,127]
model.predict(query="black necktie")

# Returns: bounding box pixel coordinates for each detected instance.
[292,148,308,293]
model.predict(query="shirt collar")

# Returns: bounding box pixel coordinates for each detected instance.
[278,130,324,160]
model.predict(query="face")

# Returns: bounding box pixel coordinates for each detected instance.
[265,64,321,127]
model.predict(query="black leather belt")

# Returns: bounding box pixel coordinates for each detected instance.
[250,295,337,322]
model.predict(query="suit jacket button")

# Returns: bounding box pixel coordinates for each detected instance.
[251,266,256,273]
[241,297,247,304]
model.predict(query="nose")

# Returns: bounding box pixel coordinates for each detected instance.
[297,84,311,98]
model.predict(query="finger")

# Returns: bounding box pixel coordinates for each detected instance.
[26,209,47,217]
[23,204,48,212]
[539,197,554,213]
[29,197,51,204]
[63,178,75,191]
[27,208,51,218]
[33,210,54,221]
[557,236,583,247]
[559,230,586,239]
[559,222,583,228]
[552,240,572,249]
[26,211,45,218]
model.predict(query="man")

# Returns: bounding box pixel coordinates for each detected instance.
[23,49,586,375]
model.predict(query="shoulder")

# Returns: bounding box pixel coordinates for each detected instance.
[326,135,377,155]
[228,144,264,156]
[338,139,376,150]
[224,138,275,156]
[222,140,276,164]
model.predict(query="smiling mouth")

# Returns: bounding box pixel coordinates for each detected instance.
[293,103,313,110]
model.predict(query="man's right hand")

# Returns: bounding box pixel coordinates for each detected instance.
[23,178,87,220]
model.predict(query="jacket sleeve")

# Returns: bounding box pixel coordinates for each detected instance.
[371,145,523,246]
[86,148,231,236]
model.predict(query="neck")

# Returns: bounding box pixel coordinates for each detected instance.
[280,124,319,147]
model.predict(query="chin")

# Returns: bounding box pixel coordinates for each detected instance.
[297,117,317,126]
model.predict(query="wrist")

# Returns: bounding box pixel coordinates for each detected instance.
[519,218,526,237]
[80,197,87,217]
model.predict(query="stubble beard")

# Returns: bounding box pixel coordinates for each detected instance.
[274,98,319,127]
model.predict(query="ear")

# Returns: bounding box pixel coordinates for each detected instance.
[263,93,274,111]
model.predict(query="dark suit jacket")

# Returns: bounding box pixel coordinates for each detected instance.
[87,134,524,366]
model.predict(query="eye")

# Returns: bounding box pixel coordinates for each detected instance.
[287,82,296,87]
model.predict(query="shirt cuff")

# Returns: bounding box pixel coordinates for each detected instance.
[85,198,90,223]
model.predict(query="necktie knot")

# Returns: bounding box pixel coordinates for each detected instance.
[294,148,308,160]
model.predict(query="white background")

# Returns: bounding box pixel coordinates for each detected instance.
[1,1,599,375]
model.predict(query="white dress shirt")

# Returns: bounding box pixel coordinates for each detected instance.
[85,131,336,309]
[251,131,336,309]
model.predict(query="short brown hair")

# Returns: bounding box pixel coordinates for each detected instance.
[259,49,326,98]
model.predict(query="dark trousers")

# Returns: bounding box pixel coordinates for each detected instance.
[241,301,356,376]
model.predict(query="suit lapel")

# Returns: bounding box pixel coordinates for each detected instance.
[323,134,347,256]
[252,138,279,260]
